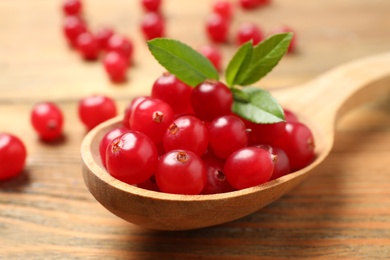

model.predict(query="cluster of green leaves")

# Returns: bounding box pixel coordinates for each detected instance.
[147,32,293,124]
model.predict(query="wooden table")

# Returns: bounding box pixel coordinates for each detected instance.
[1,0,389,259]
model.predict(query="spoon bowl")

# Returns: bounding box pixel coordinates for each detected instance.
[81,52,390,230]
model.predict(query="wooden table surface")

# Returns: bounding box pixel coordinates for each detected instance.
[1,0,390,259]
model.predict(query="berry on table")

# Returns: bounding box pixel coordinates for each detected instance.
[0,133,27,181]
[191,79,233,122]
[141,0,162,13]
[224,147,274,190]
[95,26,114,50]
[31,102,64,141]
[106,34,134,64]
[62,0,82,16]
[151,73,193,116]
[99,127,129,168]
[141,12,165,40]
[78,95,117,131]
[103,51,129,83]
[63,15,87,47]
[76,32,100,60]
[155,150,207,195]
[205,13,229,43]
[212,0,234,21]
[270,26,297,52]
[239,0,259,10]
[106,131,158,185]
[199,45,222,72]
[236,22,264,46]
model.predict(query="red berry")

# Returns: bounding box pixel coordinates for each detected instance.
[99,127,129,168]
[137,175,160,191]
[284,108,299,123]
[206,13,229,43]
[0,133,27,181]
[224,147,274,190]
[106,131,158,185]
[95,26,114,49]
[78,95,117,130]
[236,22,263,46]
[257,0,271,6]
[103,51,129,83]
[191,80,233,122]
[271,122,315,171]
[258,144,290,180]
[106,34,134,64]
[199,45,222,72]
[122,96,149,128]
[208,115,248,160]
[141,0,162,13]
[151,73,193,116]
[212,0,233,21]
[201,152,235,194]
[155,150,207,195]
[129,97,174,144]
[163,115,209,156]
[63,15,87,47]
[31,102,64,141]
[62,0,82,16]
[239,0,259,9]
[243,119,286,145]
[76,32,100,60]
[270,25,297,52]
[141,12,165,40]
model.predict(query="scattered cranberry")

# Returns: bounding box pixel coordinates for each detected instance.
[208,115,248,160]
[257,0,271,6]
[224,147,274,190]
[236,22,264,46]
[106,131,158,185]
[62,0,82,16]
[31,102,64,141]
[239,0,259,9]
[206,13,229,43]
[258,144,290,180]
[199,45,222,72]
[95,26,114,49]
[78,95,117,130]
[141,0,162,13]
[271,122,315,171]
[76,32,100,60]
[106,34,134,64]
[122,96,149,129]
[155,150,207,195]
[0,133,27,181]
[163,115,209,156]
[141,12,165,40]
[63,15,87,47]
[270,25,297,52]
[191,79,233,122]
[212,0,233,21]
[151,73,193,116]
[103,51,129,83]
[99,127,129,168]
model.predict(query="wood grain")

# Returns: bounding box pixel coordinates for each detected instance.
[1,0,390,259]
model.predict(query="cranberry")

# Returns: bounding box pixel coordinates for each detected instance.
[199,45,222,72]
[141,12,165,40]
[243,119,286,145]
[137,175,160,191]
[62,0,82,16]
[76,32,100,60]
[271,122,315,171]
[224,147,274,190]
[258,144,290,180]
[212,0,233,21]
[0,133,27,181]
[129,97,174,144]
[103,51,129,83]
[208,115,248,160]
[78,95,117,130]
[99,127,129,168]
[122,96,149,129]
[151,73,193,116]
[257,0,271,6]
[239,0,258,9]
[270,25,297,52]
[201,152,235,194]
[163,115,209,156]
[141,0,162,13]
[191,79,233,122]
[106,34,134,64]
[31,102,64,141]
[236,22,264,46]
[205,13,229,43]
[284,108,299,123]
[155,150,207,195]
[63,15,87,47]
[106,131,158,185]
[95,26,114,49]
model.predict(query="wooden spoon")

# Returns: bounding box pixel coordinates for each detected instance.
[81,52,390,231]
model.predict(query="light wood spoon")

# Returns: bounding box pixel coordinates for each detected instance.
[81,52,390,231]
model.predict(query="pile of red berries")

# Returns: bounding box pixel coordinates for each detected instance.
[99,74,315,195]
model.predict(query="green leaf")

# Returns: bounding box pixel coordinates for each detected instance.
[147,38,219,87]
[232,87,285,124]
[225,41,253,87]
[235,33,293,86]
